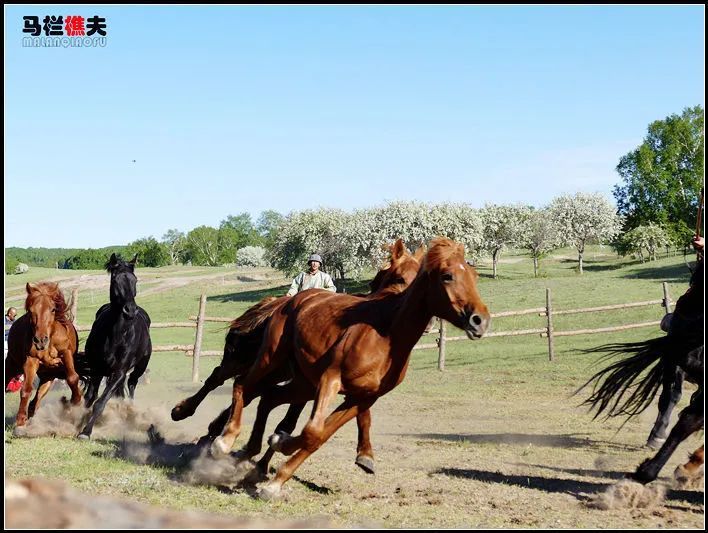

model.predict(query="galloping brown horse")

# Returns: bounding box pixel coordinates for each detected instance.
[5,282,83,426]
[211,237,491,499]
[173,239,423,476]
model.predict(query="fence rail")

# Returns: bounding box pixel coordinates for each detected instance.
[69,281,674,379]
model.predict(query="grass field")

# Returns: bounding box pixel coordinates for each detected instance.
[4,247,704,528]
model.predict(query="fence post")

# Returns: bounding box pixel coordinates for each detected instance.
[662,282,672,314]
[546,288,555,362]
[70,288,78,326]
[437,318,446,371]
[192,293,207,383]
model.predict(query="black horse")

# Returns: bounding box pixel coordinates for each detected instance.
[581,259,703,484]
[78,253,152,439]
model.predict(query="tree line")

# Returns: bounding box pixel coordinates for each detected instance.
[6,105,702,277]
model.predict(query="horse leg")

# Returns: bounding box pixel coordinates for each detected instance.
[171,362,237,421]
[210,340,288,457]
[255,402,307,478]
[632,388,704,484]
[647,365,683,449]
[674,445,704,486]
[127,355,150,400]
[28,377,54,418]
[260,397,373,500]
[60,349,83,406]
[84,375,101,408]
[355,408,375,474]
[16,358,40,427]
[78,369,127,439]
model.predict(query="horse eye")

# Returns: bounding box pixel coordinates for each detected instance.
[51,308,56,313]
[395,277,405,284]
[441,273,454,283]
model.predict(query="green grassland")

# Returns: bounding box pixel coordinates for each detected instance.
[4,247,703,528]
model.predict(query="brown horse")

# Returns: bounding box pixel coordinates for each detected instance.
[173,239,423,476]
[5,282,83,426]
[211,237,491,499]
[674,445,704,486]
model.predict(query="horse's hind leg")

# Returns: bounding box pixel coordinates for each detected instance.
[84,375,101,408]
[674,445,704,487]
[78,369,127,439]
[632,388,704,484]
[28,377,55,418]
[171,360,239,421]
[647,365,683,449]
[355,408,375,474]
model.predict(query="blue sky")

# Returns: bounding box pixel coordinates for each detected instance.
[4,5,704,248]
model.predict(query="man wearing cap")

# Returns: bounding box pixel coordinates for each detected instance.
[286,254,336,296]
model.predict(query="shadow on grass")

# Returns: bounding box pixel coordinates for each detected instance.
[208,284,290,303]
[621,262,694,282]
[434,467,703,505]
[519,463,627,480]
[409,432,643,452]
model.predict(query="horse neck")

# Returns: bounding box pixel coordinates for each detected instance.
[387,274,434,356]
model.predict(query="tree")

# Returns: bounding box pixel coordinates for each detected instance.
[549,193,623,274]
[257,210,285,250]
[235,246,268,267]
[618,223,670,263]
[162,229,186,265]
[218,213,261,264]
[129,237,170,267]
[518,208,559,277]
[185,226,221,266]
[614,105,704,244]
[479,204,529,278]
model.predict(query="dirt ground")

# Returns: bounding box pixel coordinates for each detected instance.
[5,365,704,529]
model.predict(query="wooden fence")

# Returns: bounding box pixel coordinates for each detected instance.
[70,282,674,380]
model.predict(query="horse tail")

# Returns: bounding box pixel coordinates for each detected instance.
[578,337,669,420]
[229,296,281,334]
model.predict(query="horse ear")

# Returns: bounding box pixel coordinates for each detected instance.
[109,253,118,266]
[129,254,138,267]
[391,239,406,261]
[413,245,427,261]
[26,282,37,293]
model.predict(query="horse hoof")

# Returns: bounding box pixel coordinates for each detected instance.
[77,433,91,440]
[355,455,375,475]
[170,403,192,421]
[244,466,269,485]
[12,425,28,438]
[256,482,281,501]
[267,431,290,453]
[211,437,231,457]
[674,464,704,488]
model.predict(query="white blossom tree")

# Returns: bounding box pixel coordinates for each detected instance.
[549,193,623,274]
[621,223,670,262]
[479,204,530,278]
[518,208,560,277]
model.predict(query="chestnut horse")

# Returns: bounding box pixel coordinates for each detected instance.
[5,282,83,426]
[172,239,423,475]
[211,237,491,499]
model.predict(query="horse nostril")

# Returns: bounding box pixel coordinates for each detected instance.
[33,336,39,344]
[471,314,483,326]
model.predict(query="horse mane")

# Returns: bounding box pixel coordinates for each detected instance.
[229,296,282,335]
[423,238,465,272]
[25,282,73,327]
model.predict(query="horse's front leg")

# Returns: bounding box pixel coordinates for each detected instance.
[16,358,40,427]
[172,361,234,421]
[632,389,704,484]
[78,368,127,439]
[60,349,83,405]
[260,394,374,500]
[28,377,55,418]
[355,408,375,474]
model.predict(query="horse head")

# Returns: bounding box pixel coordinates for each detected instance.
[369,239,425,294]
[25,282,67,351]
[106,253,139,319]
[421,238,490,339]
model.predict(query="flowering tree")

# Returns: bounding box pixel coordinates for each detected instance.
[479,204,530,278]
[619,223,670,262]
[235,246,268,267]
[549,193,623,274]
[518,208,560,277]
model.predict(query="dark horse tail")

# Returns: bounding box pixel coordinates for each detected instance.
[579,337,670,420]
